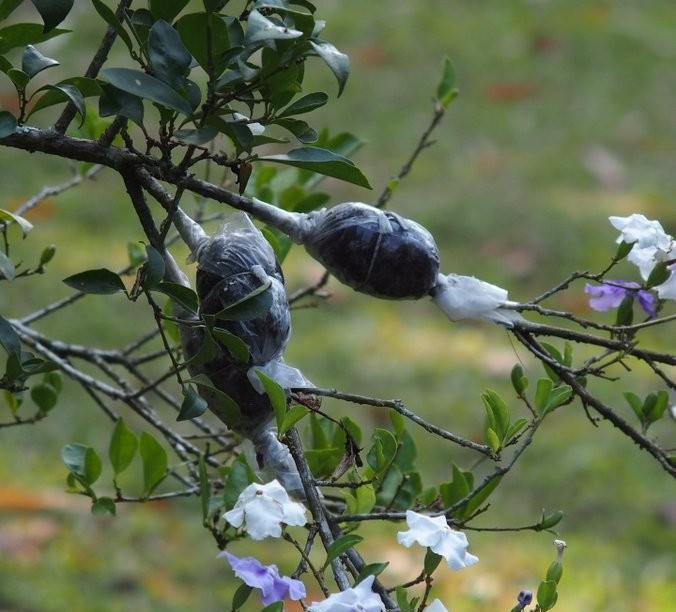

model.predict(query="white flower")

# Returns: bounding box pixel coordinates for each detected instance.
[397,510,479,571]
[424,600,449,612]
[655,265,676,300]
[223,480,307,540]
[609,214,674,280]
[609,214,672,250]
[433,274,522,327]
[307,575,385,611]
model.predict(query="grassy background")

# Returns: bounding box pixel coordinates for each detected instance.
[0,1,675,610]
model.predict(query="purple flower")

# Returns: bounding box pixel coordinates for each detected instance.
[584,281,657,318]
[219,551,306,605]
[517,590,533,607]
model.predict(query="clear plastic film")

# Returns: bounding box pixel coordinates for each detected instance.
[247,358,315,394]
[250,425,305,498]
[302,202,441,299]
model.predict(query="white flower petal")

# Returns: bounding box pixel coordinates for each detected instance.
[655,267,676,300]
[222,506,244,528]
[397,511,478,572]
[241,495,285,540]
[308,576,385,611]
[627,245,660,280]
[609,214,672,250]
[424,599,450,612]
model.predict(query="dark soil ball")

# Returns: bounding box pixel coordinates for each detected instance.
[304,202,440,299]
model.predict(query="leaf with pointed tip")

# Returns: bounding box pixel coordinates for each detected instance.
[0,0,22,22]
[153,281,198,314]
[0,208,32,235]
[245,9,302,44]
[148,19,192,87]
[91,0,133,53]
[98,82,144,126]
[21,45,59,78]
[0,111,17,138]
[278,92,328,117]
[259,146,371,189]
[109,418,138,476]
[63,268,125,294]
[149,0,189,22]
[35,83,85,126]
[0,24,69,54]
[102,67,193,116]
[436,57,458,108]
[273,117,317,143]
[174,126,218,145]
[29,77,101,118]
[177,386,208,421]
[310,39,349,96]
[139,432,168,496]
[30,0,74,32]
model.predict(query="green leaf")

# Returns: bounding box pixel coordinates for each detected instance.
[0,208,33,236]
[0,315,21,356]
[102,67,193,116]
[109,418,138,476]
[36,83,85,125]
[30,0,74,32]
[646,261,669,288]
[91,0,133,53]
[185,374,240,427]
[211,327,249,363]
[63,268,125,294]
[149,0,189,22]
[99,82,144,126]
[91,496,116,516]
[539,510,564,530]
[366,428,398,475]
[459,474,504,519]
[615,294,634,326]
[546,561,564,584]
[310,39,349,96]
[231,583,253,611]
[175,12,231,76]
[255,370,287,431]
[436,57,458,107]
[542,385,572,416]
[148,19,192,87]
[0,110,16,138]
[440,464,470,508]
[261,603,283,612]
[174,125,218,145]
[30,382,57,412]
[0,23,69,54]
[485,427,501,453]
[279,405,309,437]
[43,371,62,393]
[615,240,633,260]
[0,0,22,22]
[154,281,198,314]
[39,244,56,266]
[213,284,274,321]
[278,92,328,117]
[177,385,208,421]
[7,67,28,91]
[481,389,510,440]
[29,76,101,118]
[61,444,101,485]
[645,390,669,423]
[510,363,528,395]
[423,549,443,576]
[356,561,389,584]
[0,250,15,280]
[259,146,371,189]
[222,455,255,509]
[323,534,363,569]
[245,9,302,44]
[143,244,165,289]
[537,580,558,611]
[504,417,528,444]
[21,44,58,78]
[139,432,168,496]
[273,117,318,143]
[623,391,645,424]
[534,378,553,414]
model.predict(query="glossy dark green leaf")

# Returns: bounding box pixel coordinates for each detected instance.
[150,0,189,22]
[255,369,287,430]
[0,250,15,280]
[30,0,74,32]
[21,44,58,78]
[7,67,28,91]
[175,12,231,76]
[245,9,302,44]
[143,244,165,289]
[278,91,328,117]
[185,374,240,427]
[154,281,198,314]
[259,146,371,188]
[273,117,317,143]
[177,385,208,421]
[30,382,57,412]
[615,294,634,326]
[36,83,85,125]
[310,39,349,96]
[98,82,144,126]
[646,261,669,288]
[102,67,193,116]
[91,0,133,53]
[355,561,389,584]
[29,77,101,117]
[174,125,218,145]
[109,418,138,476]
[231,583,253,611]
[0,24,68,54]
[91,496,116,516]
[198,454,209,521]
[615,240,633,260]
[436,57,458,108]
[0,111,16,138]
[213,283,273,321]
[139,432,168,496]
[423,549,442,576]
[148,19,192,87]
[207,115,253,153]
[63,268,125,294]
[323,534,363,569]
[211,327,249,363]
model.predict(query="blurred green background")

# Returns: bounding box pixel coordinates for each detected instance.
[0,1,675,610]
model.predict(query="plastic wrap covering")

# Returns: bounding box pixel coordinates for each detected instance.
[248,359,314,394]
[195,213,291,365]
[303,202,440,299]
[251,426,305,498]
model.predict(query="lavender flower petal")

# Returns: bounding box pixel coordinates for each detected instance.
[584,282,627,311]
[636,290,657,318]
